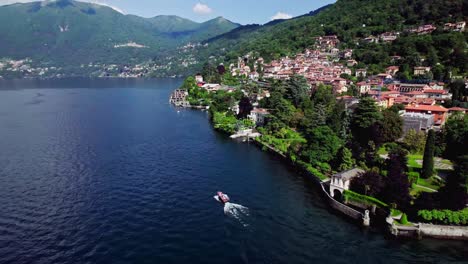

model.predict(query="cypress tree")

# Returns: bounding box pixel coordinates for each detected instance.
[422,130,435,179]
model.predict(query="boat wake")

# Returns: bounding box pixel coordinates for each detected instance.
[223,202,249,227]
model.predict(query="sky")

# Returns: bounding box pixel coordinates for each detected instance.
[0,0,336,24]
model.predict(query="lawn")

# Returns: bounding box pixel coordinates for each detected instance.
[417,177,441,190]
[408,154,423,169]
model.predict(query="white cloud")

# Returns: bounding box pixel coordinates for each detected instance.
[193,2,212,15]
[270,12,292,21]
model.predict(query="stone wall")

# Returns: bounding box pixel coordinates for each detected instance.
[320,182,365,222]
[388,217,468,240]
[419,223,468,240]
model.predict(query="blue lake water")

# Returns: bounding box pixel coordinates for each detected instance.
[0,78,466,264]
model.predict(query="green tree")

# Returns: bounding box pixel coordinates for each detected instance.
[403,129,426,153]
[448,80,467,103]
[438,156,468,210]
[378,109,403,143]
[302,126,343,166]
[382,147,411,209]
[421,130,435,179]
[444,113,468,160]
[285,75,310,107]
[350,170,384,197]
[202,63,221,83]
[335,147,355,171]
[237,96,253,119]
[350,97,382,147]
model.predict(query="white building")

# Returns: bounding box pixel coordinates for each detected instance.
[248,108,270,126]
[330,168,365,198]
[195,74,204,83]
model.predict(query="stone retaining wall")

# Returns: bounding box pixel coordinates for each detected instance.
[320,182,366,222]
[419,223,468,240]
[388,217,468,240]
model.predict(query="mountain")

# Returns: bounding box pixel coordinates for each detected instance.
[0,0,239,69]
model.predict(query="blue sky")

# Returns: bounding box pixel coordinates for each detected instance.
[0,0,336,24]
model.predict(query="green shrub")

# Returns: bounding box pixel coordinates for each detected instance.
[408,172,420,184]
[418,208,468,226]
[400,213,409,225]
[343,190,388,208]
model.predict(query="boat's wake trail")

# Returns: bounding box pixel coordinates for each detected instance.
[224,202,249,227]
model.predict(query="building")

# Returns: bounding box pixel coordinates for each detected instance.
[355,69,367,78]
[347,60,358,67]
[248,108,270,126]
[402,112,435,132]
[405,105,449,125]
[169,89,189,107]
[444,21,466,32]
[195,74,204,83]
[202,83,222,92]
[386,66,400,76]
[423,89,452,101]
[394,83,430,93]
[414,67,431,76]
[330,168,365,198]
[448,107,467,115]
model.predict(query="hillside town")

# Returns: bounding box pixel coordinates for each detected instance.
[172,34,466,134]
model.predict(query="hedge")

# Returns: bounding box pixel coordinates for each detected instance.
[343,190,388,208]
[418,208,468,226]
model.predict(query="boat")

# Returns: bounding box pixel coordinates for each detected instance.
[214,191,230,204]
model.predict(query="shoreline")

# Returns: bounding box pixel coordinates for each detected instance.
[172,103,468,241]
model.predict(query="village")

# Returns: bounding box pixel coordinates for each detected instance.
[170,32,466,134]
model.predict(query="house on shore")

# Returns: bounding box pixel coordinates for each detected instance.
[248,108,270,126]
[330,168,365,199]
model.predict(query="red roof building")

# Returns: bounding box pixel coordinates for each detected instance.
[405,105,449,125]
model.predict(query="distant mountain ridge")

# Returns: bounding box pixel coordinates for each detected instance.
[0,0,239,68]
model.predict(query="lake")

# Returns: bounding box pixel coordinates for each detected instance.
[0,78,466,264]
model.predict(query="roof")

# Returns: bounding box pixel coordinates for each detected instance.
[332,168,365,181]
[406,91,425,95]
[423,89,448,94]
[406,105,448,112]
[448,107,467,112]
[251,108,270,114]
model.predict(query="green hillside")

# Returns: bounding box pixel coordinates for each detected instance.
[196,0,467,79]
[0,0,239,69]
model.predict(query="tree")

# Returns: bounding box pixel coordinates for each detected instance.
[438,156,468,210]
[350,97,382,147]
[285,75,310,107]
[302,126,343,166]
[402,129,426,153]
[237,96,253,119]
[335,147,355,171]
[444,113,468,160]
[201,63,221,83]
[327,100,348,139]
[382,147,411,209]
[448,80,467,102]
[378,109,403,143]
[421,130,435,179]
[350,171,384,197]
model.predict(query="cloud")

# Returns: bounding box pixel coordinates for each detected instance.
[193,2,212,15]
[270,12,292,21]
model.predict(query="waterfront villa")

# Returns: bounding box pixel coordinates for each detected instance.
[330,168,365,199]
[248,108,270,126]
